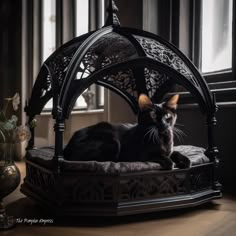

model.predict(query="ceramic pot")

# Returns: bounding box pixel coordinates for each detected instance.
[0,143,21,229]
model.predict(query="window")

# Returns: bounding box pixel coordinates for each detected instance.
[143,0,236,103]
[42,0,56,63]
[42,0,105,111]
[190,0,235,99]
[146,0,234,76]
[75,0,105,109]
[76,0,89,36]
[42,0,56,109]
[98,0,105,108]
[201,0,233,73]
[74,0,89,109]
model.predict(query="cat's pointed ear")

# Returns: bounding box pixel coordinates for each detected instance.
[166,94,179,110]
[138,94,153,111]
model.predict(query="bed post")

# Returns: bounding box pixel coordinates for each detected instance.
[26,116,35,150]
[205,93,221,191]
[54,118,65,172]
[27,127,35,149]
[53,93,65,173]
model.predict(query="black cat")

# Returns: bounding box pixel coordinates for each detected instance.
[63,94,191,170]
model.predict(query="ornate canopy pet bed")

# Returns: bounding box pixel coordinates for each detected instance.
[21,0,221,216]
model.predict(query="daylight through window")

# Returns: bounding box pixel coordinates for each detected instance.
[42,0,56,63]
[201,0,233,73]
[43,0,105,110]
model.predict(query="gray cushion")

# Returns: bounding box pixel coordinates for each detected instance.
[26,145,209,174]
[173,145,209,166]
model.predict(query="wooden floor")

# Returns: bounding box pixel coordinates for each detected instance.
[3,162,236,236]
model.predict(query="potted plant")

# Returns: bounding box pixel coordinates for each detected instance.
[0,93,31,229]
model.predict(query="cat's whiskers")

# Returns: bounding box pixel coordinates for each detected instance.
[174,127,186,137]
[154,129,159,144]
[150,127,159,144]
[155,129,159,143]
[174,131,182,143]
[175,123,185,127]
[143,127,154,143]
[151,128,156,144]
[148,128,155,143]
[145,127,156,144]
[173,129,182,143]
[173,127,186,144]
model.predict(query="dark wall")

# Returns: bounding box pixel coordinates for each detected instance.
[0,0,22,106]
[215,106,236,193]
[115,0,143,29]
[177,105,236,194]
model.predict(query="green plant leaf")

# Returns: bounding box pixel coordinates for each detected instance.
[0,111,6,122]
[0,121,4,128]
[0,129,6,143]
[0,125,5,133]
[30,119,37,128]
[3,121,14,130]
[9,115,18,127]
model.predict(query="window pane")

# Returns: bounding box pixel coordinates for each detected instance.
[100,0,105,27]
[201,0,233,73]
[75,90,88,109]
[75,0,89,108]
[99,86,105,106]
[99,1,105,107]
[43,0,56,109]
[75,0,105,109]
[45,98,53,110]
[76,0,89,36]
[42,0,56,63]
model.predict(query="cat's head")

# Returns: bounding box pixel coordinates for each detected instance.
[138,94,179,132]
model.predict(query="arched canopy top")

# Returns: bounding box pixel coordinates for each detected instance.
[25,10,216,121]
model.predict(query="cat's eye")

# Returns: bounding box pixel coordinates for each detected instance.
[164,113,172,120]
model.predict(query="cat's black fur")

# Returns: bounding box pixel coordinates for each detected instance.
[63,94,191,170]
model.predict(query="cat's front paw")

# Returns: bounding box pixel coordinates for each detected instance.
[161,158,174,170]
[178,158,191,169]
[170,151,191,169]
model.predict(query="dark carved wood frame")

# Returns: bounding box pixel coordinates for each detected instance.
[21,0,222,216]
[21,160,221,216]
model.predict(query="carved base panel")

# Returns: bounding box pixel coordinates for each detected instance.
[20,160,222,216]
